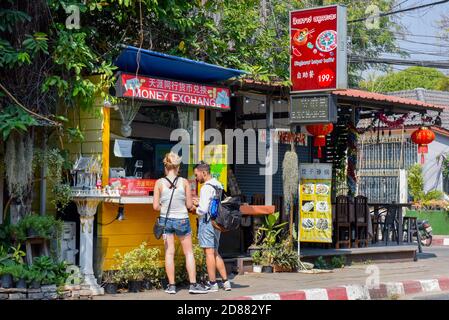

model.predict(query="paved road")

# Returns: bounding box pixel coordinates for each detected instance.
[94,246,449,300]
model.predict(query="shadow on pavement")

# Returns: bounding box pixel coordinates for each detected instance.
[417,252,437,259]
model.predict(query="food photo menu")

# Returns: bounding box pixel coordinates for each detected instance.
[299,163,333,243]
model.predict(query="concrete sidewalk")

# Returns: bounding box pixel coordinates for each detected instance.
[94,247,449,300]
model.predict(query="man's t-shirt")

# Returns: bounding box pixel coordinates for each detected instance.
[196,178,223,217]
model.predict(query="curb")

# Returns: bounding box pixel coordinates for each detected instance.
[226,277,449,300]
[432,236,449,246]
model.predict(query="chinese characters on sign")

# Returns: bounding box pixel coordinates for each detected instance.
[299,163,333,243]
[109,178,156,196]
[116,72,231,110]
[290,94,337,124]
[290,5,347,93]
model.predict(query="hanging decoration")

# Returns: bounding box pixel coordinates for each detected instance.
[411,127,435,164]
[306,123,334,158]
[378,113,408,128]
[117,98,142,137]
[346,122,358,196]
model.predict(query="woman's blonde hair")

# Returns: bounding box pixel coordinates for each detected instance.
[163,152,182,171]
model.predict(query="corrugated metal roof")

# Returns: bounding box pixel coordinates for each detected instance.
[332,89,443,111]
[387,89,449,130]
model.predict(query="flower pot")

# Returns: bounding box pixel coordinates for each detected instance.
[1,274,13,288]
[104,283,118,294]
[253,265,262,273]
[248,246,262,256]
[273,265,293,273]
[128,280,141,293]
[261,266,273,273]
[26,227,39,238]
[29,280,41,289]
[15,278,27,289]
[142,280,152,290]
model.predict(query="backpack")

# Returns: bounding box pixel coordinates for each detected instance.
[205,183,242,232]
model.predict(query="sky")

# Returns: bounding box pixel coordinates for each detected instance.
[366,0,449,78]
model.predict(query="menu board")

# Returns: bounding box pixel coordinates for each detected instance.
[290,94,337,124]
[299,163,332,243]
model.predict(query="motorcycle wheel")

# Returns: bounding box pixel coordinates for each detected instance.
[420,234,432,247]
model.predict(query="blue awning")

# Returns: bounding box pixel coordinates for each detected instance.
[114,45,247,83]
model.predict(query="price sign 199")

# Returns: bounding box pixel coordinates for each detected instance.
[318,69,335,88]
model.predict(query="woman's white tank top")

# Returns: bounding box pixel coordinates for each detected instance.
[159,176,188,219]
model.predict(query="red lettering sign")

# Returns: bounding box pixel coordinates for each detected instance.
[116,72,231,110]
[290,5,347,93]
[109,178,156,196]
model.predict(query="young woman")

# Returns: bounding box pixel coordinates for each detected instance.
[153,152,207,295]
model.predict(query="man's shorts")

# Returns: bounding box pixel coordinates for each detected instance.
[158,217,191,237]
[198,216,221,250]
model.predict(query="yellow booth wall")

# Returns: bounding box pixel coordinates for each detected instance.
[99,203,198,270]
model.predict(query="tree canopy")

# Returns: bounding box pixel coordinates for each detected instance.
[0,0,406,139]
[360,67,449,92]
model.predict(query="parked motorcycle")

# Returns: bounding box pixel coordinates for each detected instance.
[417,220,433,247]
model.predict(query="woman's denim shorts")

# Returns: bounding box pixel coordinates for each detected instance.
[158,217,191,237]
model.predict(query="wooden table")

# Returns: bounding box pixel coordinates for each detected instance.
[368,202,412,245]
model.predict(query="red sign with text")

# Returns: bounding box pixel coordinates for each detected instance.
[109,178,156,196]
[290,5,346,93]
[116,72,231,110]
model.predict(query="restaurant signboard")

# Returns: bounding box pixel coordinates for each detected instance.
[290,93,337,124]
[115,72,231,110]
[299,163,332,243]
[290,5,347,93]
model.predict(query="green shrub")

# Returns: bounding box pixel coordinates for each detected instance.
[113,242,163,286]
[330,256,346,268]
[424,190,444,201]
[314,256,329,270]
[174,244,207,285]
[271,240,299,270]
[408,164,425,202]
[32,256,68,285]
[251,250,262,265]
[12,214,63,243]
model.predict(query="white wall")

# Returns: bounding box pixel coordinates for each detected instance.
[423,133,449,193]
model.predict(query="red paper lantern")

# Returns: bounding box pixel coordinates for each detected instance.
[306,123,334,158]
[411,127,435,164]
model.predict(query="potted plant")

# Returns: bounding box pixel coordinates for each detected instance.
[26,267,43,289]
[113,243,150,293]
[11,263,27,289]
[0,264,14,288]
[251,250,263,273]
[32,256,55,285]
[0,245,14,288]
[272,240,299,273]
[102,270,121,294]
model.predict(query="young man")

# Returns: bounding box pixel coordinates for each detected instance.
[192,162,232,292]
